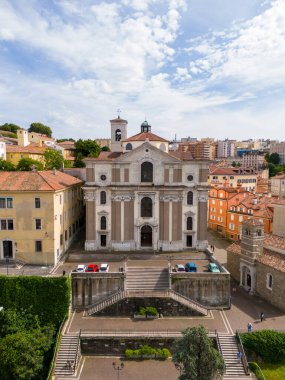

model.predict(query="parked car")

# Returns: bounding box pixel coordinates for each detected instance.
[85,264,99,272]
[75,264,86,273]
[174,264,185,272]
[99,263,110,272]
[208,263,220,273]
[185,262,197,272]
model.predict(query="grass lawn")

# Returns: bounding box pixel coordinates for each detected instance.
[259,363,285,380]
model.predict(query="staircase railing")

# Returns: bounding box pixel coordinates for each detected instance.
[73,330,81,374]
[87,290,126,315]
[236,330,250,375]
[168,289,208,316]
[47,316,67,380]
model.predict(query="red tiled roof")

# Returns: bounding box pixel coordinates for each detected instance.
[271,174,285,179]
[168,151,194,160]
[6,143,46,154]
[85,152,124,161]
[0,171,82,191]
[122,132,169,143]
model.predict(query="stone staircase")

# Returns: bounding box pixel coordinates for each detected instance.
[87,290,125,316]
[126,267,170,291]
[217,333,250,379]
[168,289,208,316]
[54,334,80,377]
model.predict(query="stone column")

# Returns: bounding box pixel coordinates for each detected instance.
[84,191,97,250]
[121,200,124,242]
[169,201,173,242]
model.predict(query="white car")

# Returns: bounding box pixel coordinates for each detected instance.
[99,263,110,272]
[75,264,86,273]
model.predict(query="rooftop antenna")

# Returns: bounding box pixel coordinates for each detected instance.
[117,108,121,118]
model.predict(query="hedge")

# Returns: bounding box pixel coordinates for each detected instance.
[125,345,171,360]
[137,306,158,316]
[0,276,70,327]
[241,330,285,364]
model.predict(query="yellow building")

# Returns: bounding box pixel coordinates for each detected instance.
[0,170,83,266]
[208,167,258,191]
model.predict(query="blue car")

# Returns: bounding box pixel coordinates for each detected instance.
[185,262,197,272]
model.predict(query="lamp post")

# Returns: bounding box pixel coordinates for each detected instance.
[112,362,124,380]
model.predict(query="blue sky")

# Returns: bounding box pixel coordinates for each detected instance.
[0,0,285,140]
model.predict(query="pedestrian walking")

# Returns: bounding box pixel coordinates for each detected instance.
[247,322,253,332]
[237,351,242,363]
[260,312,265,322]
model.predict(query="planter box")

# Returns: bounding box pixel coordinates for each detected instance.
[133,314,159,320]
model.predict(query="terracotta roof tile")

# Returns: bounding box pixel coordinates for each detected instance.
[168,151,194,160]
[0,171,82,191]
[122,132,169,143]
[258,249,285,272]
[6,144,46,154]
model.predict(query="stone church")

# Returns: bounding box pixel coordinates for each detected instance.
[83,116,209,252]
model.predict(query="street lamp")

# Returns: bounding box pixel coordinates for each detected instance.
[112,361,124,380]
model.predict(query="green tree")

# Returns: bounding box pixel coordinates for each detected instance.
[43,148,64,170]
[268,152,280,165]
[101,145,110,152]
[28,123,52,138]
[63,159,73,168]
[232,161,236,167]
[17,158,44,171]
[172,326,225,380]
[0,159,15,171]
[0,123,21,134]
[74,153,85,168]
[75,139,101,158]
[56,138,75,143]
[0,328,54,380]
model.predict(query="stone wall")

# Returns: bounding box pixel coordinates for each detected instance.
[171,273,230,307]
[72,273,125,309]
[81,337,175,356]
[256,262,285,312]
[227,251,241,283]
[94,297,201,317]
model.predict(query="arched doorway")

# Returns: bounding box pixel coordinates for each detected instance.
[241,266,251,291]
[141,225,152,247]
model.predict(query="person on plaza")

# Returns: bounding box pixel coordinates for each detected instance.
[237,351,242,363]
[260,312,265,322]
[247,322,253,332]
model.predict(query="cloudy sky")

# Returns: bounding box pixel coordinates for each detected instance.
[0,0,285,140]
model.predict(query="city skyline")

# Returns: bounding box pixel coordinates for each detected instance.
[0,0,285,140]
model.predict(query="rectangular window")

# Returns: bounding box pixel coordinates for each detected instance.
[0,197,13,208]
[0,219,13,230]
[60,234,63,246]
[212,200,215,204]
[35,197,41,208]
[59,195,62,205]
[65,230,67,240]
[229,223,235,230]
[231,214,234,221]
[69,226,72,238]
[35,219,42,230]
[60,214,62,225]
[73,223,75,234]
[35,240,42,252]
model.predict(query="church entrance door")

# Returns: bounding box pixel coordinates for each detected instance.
[141,225,152,248]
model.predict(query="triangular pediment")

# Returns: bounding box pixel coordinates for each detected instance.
[116,142,181,164]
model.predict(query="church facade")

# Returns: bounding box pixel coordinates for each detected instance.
[83,116,209,252]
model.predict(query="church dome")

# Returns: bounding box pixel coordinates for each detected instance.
[141,120,151,133]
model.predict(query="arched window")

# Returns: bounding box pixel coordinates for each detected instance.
[126,143,132,151]
[159,143,166,151]
[187,217,193,230]
[100,191,106,205]
[141,197,153,217]
[115,129,122,141]
[100,216,106,230]
[187,191,193,205]
[141,161,153,182]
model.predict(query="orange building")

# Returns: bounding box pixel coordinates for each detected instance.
[208,187,275,240]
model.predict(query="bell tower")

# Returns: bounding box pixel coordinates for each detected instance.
[239,218,264,294]
[110,114,128,152]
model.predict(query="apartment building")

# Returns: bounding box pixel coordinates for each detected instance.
[270,173,285,197]
[217,139,235,158]
[270,141,285,164]
[178,141,217,160]
[208,167,258,191]
[208,187,274,240]
[0,170,83,265]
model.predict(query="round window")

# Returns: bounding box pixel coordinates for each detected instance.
[145,149,149,152]
[187,175,194,181]
[100,174,107,181]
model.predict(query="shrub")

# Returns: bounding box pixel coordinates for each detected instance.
[124,345,170,360]
[0,276,70,327]
[249,362,265,380]
[136,306,158,316]
[241,330,285,364]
